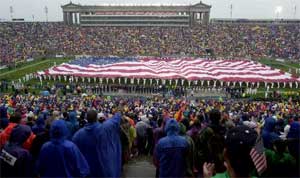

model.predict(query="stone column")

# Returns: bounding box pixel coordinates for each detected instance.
[65,12,69,25]
[189,12,193,27]
[78,13,80,24]
[69,12,73,25]
[74,13,78,24]
[193,12,196,25]
[63,12,67,24]
[203,12,210,24]
[66,12,71,25]
[200,12,203,22]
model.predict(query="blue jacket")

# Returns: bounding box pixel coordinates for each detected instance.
[0,104,8,119]
[262,117,280,149]
[287,121,300,139]
[0,105,9,129]
[73,113,122,178]
[32,116,46,135]
[65,111,79,138]
[0,125,34,177]
[155,119,188,178]
[37,120,90,178]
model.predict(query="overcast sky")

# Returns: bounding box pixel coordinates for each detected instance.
[0,0,299,21]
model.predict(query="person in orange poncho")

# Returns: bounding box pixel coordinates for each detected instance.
[0,112,35,150]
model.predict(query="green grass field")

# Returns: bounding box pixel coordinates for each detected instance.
[258,58,300,76]
[0,58,71,81]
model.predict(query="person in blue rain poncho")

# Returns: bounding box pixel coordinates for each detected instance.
[73,110,122,178]
[262,117,280,149]
[32,115,46,135]
[155,119,189,178]
[37,120,90,178]
[65,111,79,138]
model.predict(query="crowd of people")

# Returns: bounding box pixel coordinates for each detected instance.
[1,22,299,64]
[0,92,299,177]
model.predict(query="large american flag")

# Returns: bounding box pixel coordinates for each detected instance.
[39,57,298,83]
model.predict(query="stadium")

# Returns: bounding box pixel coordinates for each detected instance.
[0,1,300,178]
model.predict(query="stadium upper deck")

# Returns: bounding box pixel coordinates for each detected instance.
[61,2,211,27]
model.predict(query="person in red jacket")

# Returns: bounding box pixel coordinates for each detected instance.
[0,112,35,150]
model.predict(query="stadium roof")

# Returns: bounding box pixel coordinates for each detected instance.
[61,1,212,9]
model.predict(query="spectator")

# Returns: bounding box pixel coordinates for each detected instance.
[72,111,123,177]
[31,115,45,135]
[263,139,297,177]
[286,121,300,176]
[0,112,22,149]
[36,120,90,177]
[136,115,152,155]
[262,117,280,149]
[203,125,258,178]
[195,109,226,175]
[0,125,35,177]
[0,23,299,64]
[0,104,9,130]
[155,119,189,178]
[179,122,195,177]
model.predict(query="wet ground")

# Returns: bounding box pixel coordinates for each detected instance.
[122,156,156,178]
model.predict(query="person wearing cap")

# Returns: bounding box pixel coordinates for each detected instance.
[203,125,258,178]
[36,120,90,177]
[72,110,123,177]
[155,119,189,178]
[97,112,106,123]
[0,125,35,177]
[25,111,35,128]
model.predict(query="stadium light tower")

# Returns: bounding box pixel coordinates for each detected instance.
[9,6,13,20]
[290,0,297,19]
[44,6,48,22]
[294,5,297,19]
[275,6,283,19]
[230,4,233,19]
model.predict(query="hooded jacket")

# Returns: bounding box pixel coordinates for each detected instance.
[72,113,122,178]
[0,104,9,129]
[37,120,90,178]
[262,117,280,149]
[0,125,34,177]
[155,119,188,178]
[287,121,300,139]
[65,111,79,138]
[32,116,45,135]
[287,121,300,170]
